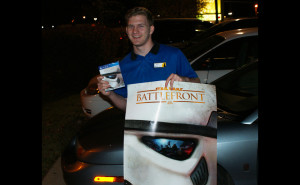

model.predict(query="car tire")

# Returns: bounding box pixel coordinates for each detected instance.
[217,164,235,185]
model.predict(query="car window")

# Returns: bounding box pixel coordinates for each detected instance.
[193,18,258,40]
[222,19,258,31]
[213,62,258,117]
[152,20,212,44]
[182,35,225,61]
[191,36,258,70]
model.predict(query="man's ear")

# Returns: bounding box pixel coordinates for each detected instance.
[150,25,154,35]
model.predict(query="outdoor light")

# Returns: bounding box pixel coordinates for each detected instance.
[83,16,86,19]
[254,4,258,15]
[94,17,97,21]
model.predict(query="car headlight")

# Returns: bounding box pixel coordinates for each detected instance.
[86,83,99,95]
[62,137,87,173]
[141,136,197,161]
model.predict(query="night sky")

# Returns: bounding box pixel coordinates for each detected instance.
[41,0,258,25]
[41,0,82,24]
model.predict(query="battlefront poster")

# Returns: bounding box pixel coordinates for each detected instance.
[124,81,217,185]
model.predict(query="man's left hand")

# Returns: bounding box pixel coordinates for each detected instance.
[165,73,201,89]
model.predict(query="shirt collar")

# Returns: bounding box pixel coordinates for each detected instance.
[131,41,160,60]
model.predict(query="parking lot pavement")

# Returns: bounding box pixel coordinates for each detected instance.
[42,156,66,185]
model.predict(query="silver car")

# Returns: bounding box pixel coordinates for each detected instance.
[62,61,258,185]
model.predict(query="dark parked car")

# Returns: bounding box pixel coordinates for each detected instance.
[193,17,258,41]
[62,61,258,185]
[152,18,213,48]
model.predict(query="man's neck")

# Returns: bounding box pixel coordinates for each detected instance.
[133,40,154,56]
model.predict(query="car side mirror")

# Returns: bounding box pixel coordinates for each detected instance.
[204,58,212,69]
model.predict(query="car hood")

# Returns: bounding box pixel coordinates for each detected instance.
[76,107,217,165]
[76,107,255,165]
[77,108,125,165]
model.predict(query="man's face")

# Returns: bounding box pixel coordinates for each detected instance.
[126,15,154,47]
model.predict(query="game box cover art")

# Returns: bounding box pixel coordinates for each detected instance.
[98,61,125,92]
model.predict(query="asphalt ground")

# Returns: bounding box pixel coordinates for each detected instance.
[42,157,66,185]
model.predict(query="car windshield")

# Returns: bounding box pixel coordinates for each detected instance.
[201,22,228,35]
[182,35,225,61]
[152,19,212,44]
[212,62,258,118]
[193,18,258,40]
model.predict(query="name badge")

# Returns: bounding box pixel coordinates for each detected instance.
[154,62,166,68]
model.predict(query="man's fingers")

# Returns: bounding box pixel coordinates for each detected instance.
[97,76,104,82]
[165,73,175,87]
[97,76,112,96]
[165,73,184,89]
[169,78,175,90]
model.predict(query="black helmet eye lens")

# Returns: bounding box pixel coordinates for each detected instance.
[105,74,117,79]
[141,136,197,161]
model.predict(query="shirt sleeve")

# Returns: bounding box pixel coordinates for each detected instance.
[176,49,198,78]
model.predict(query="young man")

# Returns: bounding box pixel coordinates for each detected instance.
[97,7,200,111]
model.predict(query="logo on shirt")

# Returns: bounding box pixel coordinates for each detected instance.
[154,62,166,68]
[136,86,205,105]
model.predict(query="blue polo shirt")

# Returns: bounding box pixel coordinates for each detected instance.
[114,42,198,98]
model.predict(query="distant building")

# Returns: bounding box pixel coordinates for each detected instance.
[197,0,222,22]
[197,0,257,23]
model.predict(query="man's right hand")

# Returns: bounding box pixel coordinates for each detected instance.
[97,76,111,96]
[97,75,127,112]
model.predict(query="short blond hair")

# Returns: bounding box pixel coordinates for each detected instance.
[125,7,154,26]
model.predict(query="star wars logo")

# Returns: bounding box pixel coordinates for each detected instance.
[136,86,205,104]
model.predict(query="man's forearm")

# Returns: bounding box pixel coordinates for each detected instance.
[182,76,201,83]
[107,91,127,111]
[188,77,201,83]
